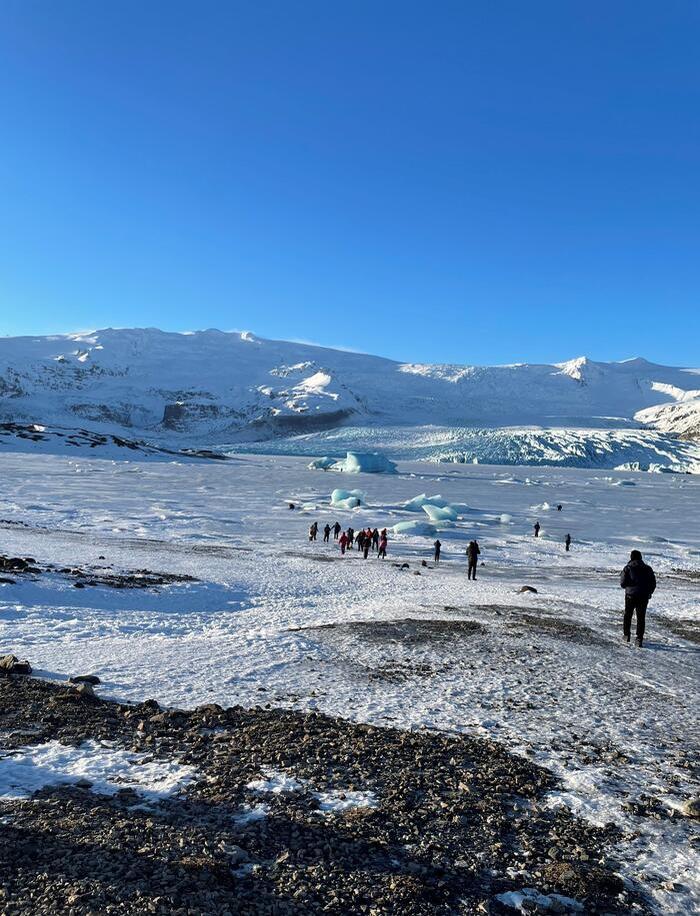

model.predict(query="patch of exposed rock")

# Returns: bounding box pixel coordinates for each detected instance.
[0,675,649,915]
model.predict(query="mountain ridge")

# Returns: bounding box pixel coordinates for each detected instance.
[0,327,698,447]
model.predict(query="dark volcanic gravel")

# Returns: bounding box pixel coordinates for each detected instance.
[0,675,647,915]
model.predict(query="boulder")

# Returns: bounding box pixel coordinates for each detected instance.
[69,674,101,685]
[0,654,32,675]
[681,796,700,818]
[0,557,28,571]
[517,586,539,594]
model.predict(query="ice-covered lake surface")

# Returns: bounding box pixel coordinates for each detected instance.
[0,451,698,914]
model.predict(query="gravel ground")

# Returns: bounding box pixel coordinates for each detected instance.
[0,674,647,915]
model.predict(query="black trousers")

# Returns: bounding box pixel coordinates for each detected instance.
[624,595,648,639]
[468,561,477,580]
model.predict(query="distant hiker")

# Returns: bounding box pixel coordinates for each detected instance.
[363,537,371,559]
[565,533,571,552]
[309,522,318,542]
[378,532,387,559]
[433,540,441,564]
[372,528,379,551]
[347,527,355,548]
[333,521,341,540]
[533,521,541,538]
[323,524,331,543]
[339,532,348,555]
[620,550,656,647]
[466,539,480,580]
[557,504,563,512]
[288,502,295,510]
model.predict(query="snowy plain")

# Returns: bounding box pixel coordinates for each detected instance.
[0,450,698,913]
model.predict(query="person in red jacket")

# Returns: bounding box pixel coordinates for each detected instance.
[339,531,348,555]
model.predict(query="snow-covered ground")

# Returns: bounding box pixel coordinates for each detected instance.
[0,451,698,913]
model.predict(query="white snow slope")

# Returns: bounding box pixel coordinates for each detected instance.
[0,328,699,470]
[0,451,698,913]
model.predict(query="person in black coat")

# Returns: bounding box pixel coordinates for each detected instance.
[466,539,480,580]
[620,550,657,647]
[564,533,571,552]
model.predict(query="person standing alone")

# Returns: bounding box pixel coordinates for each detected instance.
[466,539,480,580]
[564,533,571,552]
[620,550,656,647]
[433,540,441,564]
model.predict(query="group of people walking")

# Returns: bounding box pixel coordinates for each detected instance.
[311,521,388,559]
[307,511,659,649]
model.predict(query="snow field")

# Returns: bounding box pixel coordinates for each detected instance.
[0,451,698,913]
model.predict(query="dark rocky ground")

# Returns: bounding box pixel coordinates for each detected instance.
[0,674,649,916]
[0,554,196,591]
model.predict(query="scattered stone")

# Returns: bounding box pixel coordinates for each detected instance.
[69,674,101,685]
[681,796,700,818]
[0,676,641,916]
[518,586,539,594]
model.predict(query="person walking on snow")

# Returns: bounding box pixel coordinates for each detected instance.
[363,537,371,559]
[333,521,341,540]
[309,522,318,542]
[347,527,355,548]
[356,530,365,552]
[564,533,571,552]
[372,528,379,551]
[433,540,441,564]
[323,524,331,543]
[533,521,541,538]
[466,539,480,580]
[620,550,656,647]
[339,531,348,555]
[378,531,388,559]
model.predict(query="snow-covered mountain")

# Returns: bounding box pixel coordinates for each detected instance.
[0,327,698,469]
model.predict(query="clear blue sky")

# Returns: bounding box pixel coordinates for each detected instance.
[0,1,698,366]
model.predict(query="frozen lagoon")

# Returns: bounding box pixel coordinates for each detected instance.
[0,451,698,913]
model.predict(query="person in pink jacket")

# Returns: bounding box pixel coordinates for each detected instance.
[339,531,348,555]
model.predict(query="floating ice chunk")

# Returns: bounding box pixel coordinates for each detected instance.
[500,513,512,524]
[530,501,551,511]
[308,456,336,470]
[422,504,458,522]
[334,451,397,474]
[336,497,360,509]
[392,520,437,536]
[330,487,364,509]
[403,493,449,510]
